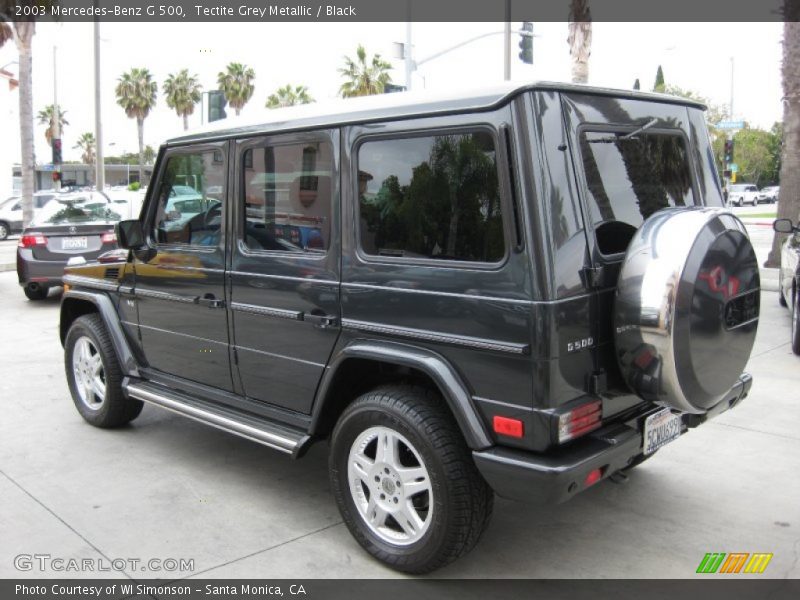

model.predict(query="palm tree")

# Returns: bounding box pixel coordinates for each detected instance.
[115,68,157,186]
[37,104,69,145]
[766,9,800,267]
[567,0,592,84]
[164,69,202,130]
[0,6,36,227]
[266,84,314,109]
[217,62,255,116]
[73,132,96,176]
[338,45,392,98]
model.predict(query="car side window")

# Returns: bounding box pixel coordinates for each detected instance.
[356,131,505,263]
[240,141,333,253]
[153,150,225,247]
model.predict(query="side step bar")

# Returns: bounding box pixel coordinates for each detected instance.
[124,380,312,458]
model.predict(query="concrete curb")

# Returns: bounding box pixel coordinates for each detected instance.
[0,263,14,273]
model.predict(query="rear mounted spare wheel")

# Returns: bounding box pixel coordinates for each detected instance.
[614,208,759,414]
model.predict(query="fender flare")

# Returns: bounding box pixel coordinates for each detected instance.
[61,290,141,378]
[310,339,493,450]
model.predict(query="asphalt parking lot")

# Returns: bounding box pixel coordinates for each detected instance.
[0,233,798,580]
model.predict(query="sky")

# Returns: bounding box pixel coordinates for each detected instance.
[0,21,785,164]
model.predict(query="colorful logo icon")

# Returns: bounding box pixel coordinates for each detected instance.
[696,552,773,574]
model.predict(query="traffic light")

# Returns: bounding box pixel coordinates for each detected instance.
[518,22,533,64]
[724,139,734,164]
[52,171,61,183]
[52,138,62,164]
[208,91,227,123]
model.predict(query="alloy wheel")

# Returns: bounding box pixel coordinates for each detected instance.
[71,336,106,411]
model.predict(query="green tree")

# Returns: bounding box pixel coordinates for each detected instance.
[217,62,255,116]
[664,85,730,144]
[732,128,778,188]
[653,65,665,92]
[266,84,314,108]
[37,104,68,145]
[567,0,592,84]
[143,145,156,165]
[633,78,640,90]
[115,67,157,186]
[73,132,96,178]
[338,44,392,98]
[164,69,202,130]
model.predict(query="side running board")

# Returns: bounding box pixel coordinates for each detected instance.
[124,380,312,458]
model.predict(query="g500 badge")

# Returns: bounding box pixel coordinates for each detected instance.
[567,337,594,353]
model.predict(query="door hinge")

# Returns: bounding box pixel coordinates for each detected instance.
[587,369,607,395]
[580,265,605,289]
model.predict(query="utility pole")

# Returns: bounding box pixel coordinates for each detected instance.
[94,21,105,190]
[503,0,511,80]
[52,46,61,192]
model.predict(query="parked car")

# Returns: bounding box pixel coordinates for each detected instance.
[727,183,760,206]
[0,191,60,240]
[58,83,759,573]
[774,218,800,353]
[758,185,779,204]
[17,191,121,299]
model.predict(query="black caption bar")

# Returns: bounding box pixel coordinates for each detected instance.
[0,0,791,23]
[2,579,800,600]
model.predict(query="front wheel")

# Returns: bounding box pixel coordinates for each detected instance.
[329,385,493,574]
[65,314,143,427]
[0,222,9,241]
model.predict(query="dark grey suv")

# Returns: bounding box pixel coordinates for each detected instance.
[59,83,759,573]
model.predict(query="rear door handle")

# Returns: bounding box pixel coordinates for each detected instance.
[303,312,338,328]
[196,294,225,309]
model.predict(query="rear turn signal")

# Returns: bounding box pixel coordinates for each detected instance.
[19,234,47,248]
[558,400,602,443]
[493,415,524,438]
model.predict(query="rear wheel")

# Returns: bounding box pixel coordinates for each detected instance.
[329,385,493,574]
[0,222,8,240]
[65,314,143,427]
[23,283,48,300]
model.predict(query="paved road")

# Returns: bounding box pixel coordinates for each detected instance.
[0,271,798,579]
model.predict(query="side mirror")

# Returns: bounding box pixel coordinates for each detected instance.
[773,218,796,234]
[115,219,145,249]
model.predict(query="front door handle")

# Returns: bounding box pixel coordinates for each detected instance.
[196,294,225,309]
[304,311,338,328]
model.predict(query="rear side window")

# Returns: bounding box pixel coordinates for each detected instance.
[357,131,505,263]
[153,151,225,246]
[579,130,694,255]
[241,141,333,253]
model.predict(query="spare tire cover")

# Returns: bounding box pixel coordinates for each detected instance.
[614,208,759,414]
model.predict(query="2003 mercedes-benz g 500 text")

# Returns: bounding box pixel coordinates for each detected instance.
[59,83,759,573]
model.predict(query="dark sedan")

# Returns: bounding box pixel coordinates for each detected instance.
[16,192,121,300]
[774,218,800,354]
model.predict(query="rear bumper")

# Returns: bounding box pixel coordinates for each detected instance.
[17,249,67,286]
[473,373,753,504]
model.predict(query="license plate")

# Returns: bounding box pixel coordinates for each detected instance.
[62,237,88,250]
[643,408,682,455]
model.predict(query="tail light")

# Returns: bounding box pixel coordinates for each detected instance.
[19,233,47,248]
[101,231,116,244]
[558,399,602,443]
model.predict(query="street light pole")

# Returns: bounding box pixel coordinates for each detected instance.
[503,0,511,81]
[729,56,735,119]
[53,45,60,192]
[94,21,105,190]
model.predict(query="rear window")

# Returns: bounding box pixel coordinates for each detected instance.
[357,131,505,263]
[35,194,120,225]
[579,130,695,255]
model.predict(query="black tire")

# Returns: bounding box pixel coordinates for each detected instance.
[64,314,143,427]
[792,287,800,356]
[0,221,9,241]
[329,385,493,574]
[23,284,48,300]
